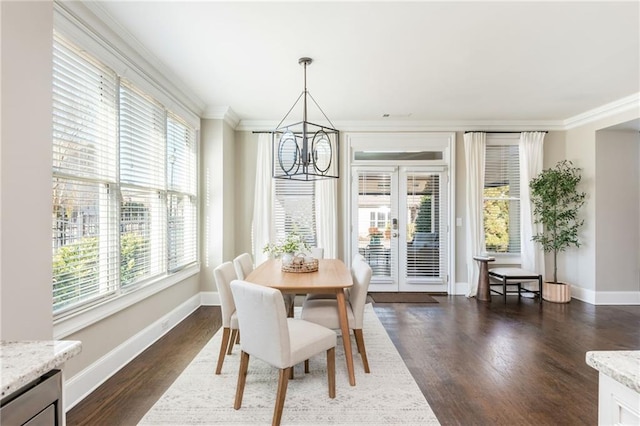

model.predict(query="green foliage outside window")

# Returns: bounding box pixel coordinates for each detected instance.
[53,236,99,308]
[120,232,147,285]
[53,233,147,309]
[484,186,510,253]
[414,195,432,234]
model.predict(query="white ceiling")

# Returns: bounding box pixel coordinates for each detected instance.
[90,1,639,128]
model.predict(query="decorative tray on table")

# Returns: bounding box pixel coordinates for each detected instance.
[281,255,319,273]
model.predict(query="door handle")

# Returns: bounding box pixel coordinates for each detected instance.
[392,233,399,238]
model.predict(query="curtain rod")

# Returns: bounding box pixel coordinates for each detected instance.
[464,131,548,134]
[255,130,550,134]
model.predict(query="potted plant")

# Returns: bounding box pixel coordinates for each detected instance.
[529,160,586,303]
[263,231,310,264]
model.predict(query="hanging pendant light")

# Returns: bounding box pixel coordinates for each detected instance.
[272,57,339,181]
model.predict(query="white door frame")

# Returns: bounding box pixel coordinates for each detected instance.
[342,132,456,293]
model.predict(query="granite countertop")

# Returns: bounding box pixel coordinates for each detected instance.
[586,350,640,393]
[1,340,82,399]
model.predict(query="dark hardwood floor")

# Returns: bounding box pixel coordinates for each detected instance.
[66,296,640,425]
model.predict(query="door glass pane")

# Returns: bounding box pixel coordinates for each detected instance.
[406,173,441,278]
[357,172,391,278]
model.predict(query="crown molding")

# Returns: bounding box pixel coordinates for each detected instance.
[76,1,206,117]
[563,93,640,130]
[236,119,564,133]
[202,106,240,128]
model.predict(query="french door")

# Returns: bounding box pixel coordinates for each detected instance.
[352,166,449,292]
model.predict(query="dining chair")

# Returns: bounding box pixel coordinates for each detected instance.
[305,253,365,302]
[213,261,239,374]
[230,279,336,426]
[233,252,254,280]
[310,247,324,259]
[301,259,373,373]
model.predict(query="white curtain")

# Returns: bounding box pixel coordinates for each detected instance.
[519,131,545,278]
[464,132,486,297]
[315,133,338,258]
[315,178,337,258]
[251,133,275,265]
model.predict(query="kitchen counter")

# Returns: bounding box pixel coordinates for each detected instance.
[586,350,640,393]
[586,350,639,425]
[1,340,82,399]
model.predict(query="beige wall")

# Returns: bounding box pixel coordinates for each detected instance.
[200,119,237,292]
[1,0,55,340]
[565,109,640,299]
[595,129,639,293]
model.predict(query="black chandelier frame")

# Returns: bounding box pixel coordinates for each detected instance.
[271,57,340,181]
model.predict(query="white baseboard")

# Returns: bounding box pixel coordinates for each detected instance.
[593,290,640,305]
[200,291,220,306]
[64,293,203,411]
[450,282,469,295]
[568,286,640,305]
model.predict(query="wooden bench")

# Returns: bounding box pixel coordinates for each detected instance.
[488,268,543,304]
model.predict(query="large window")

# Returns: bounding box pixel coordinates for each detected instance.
[52,33,198,315]
[273,180,316,247]
[483,140,521,254]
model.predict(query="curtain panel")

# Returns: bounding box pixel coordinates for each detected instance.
[464,132,486,297]
[252,133,275,265]
[519,132,545,278]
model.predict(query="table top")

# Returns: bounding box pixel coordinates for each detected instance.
[245,259,353,293]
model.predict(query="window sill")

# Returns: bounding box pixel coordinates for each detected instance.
[53,264,200,339]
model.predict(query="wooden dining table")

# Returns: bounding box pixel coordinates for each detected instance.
[244,258,357,386]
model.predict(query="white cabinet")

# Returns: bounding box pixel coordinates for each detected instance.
[598,373,640,426]
[586,351,640,426]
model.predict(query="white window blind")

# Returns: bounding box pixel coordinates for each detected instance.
[357,172,391,277]
[119,81,166,189]
[406,172,447,281]
[274,180,316,247]
[52,34,119,313]
[52,32,198,316]
[484,144,521,254]
[167,112,197,270]
[119,81,167,285]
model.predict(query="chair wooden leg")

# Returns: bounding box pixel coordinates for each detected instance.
[235,330,240,344]
[287,300,294,318]
[327,347,335,398]
[354,329,370,373]
[304,359,309,374]
[273,368,290,426]
[216,327,230,374]
[234,351,250,410]
[227,329,238,355]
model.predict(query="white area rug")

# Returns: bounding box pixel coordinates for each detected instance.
[139,304,440,425]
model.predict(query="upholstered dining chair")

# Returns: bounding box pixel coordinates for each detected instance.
[233,252,254,280]
[304,253,366,302]
[230,280,336,426]
[310,247,324,259]
[301,258,373,373]
[213,261,239,374]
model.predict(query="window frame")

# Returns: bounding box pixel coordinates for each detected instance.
[52,13,200,338]
[483,134,522,264]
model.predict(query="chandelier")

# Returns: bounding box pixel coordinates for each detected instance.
[271,57,339,181]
